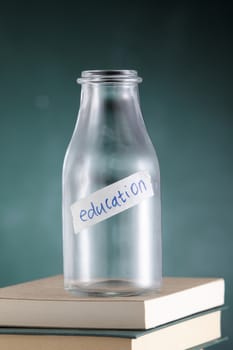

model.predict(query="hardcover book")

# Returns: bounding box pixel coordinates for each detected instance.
[0,275,225,329]
[0,308,226,350]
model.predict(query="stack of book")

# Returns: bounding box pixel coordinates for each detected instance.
[0,275,227,349]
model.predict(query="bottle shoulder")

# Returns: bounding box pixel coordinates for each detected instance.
[63,109,160,184]
[63,137,160,184]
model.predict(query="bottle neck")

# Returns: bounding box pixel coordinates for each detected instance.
[71,70,153,161]
[75,82,149,151]
[80,83,142,116]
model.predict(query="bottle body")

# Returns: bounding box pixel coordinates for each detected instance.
[62,71,162,296]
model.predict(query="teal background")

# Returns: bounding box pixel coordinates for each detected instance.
[0,1,232,348]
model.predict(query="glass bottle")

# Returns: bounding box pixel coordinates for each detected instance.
[62,70,162,296]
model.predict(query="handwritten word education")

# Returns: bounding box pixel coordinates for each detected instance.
[71,171,154,233]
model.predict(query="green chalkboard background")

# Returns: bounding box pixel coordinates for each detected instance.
[0,1,232,348]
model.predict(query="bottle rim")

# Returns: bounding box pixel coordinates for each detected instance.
[77,70,142,84]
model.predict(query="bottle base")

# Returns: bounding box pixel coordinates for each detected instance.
[65,278,161,297]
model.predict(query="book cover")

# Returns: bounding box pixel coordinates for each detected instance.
[0,308,226,350]
[0,275,225,329]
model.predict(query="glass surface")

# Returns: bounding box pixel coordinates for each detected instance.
[62,70,162,296]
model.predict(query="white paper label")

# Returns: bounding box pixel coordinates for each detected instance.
[70,171,154,233]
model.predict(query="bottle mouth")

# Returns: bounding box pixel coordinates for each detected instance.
[77,70,142,84]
